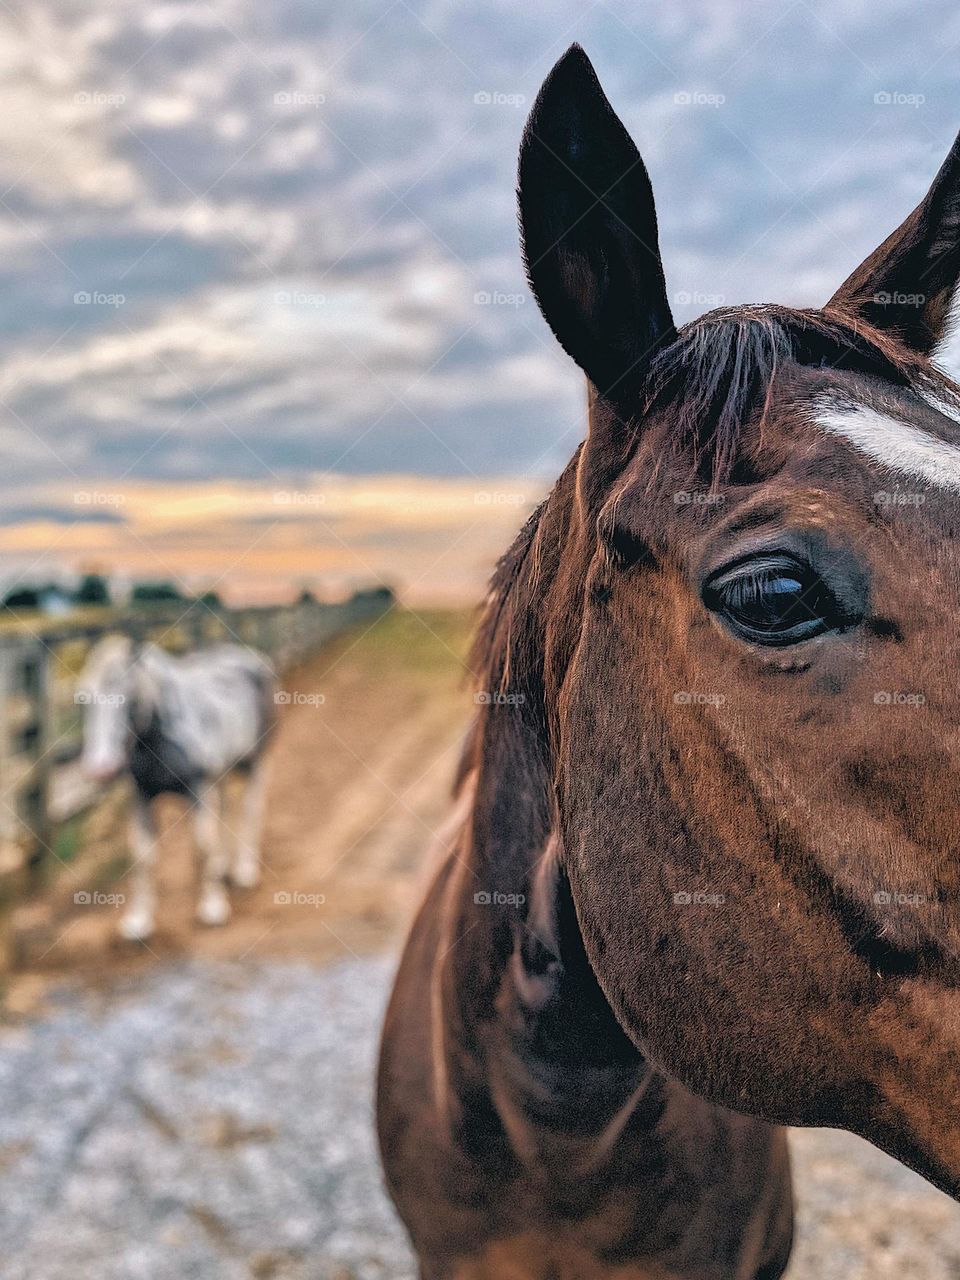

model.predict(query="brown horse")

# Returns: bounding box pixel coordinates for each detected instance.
[378,44,960,1279]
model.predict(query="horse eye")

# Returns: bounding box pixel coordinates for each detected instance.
[702,554,848,646]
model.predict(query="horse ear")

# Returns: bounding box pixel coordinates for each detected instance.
[828,131,960,355]
[518,45,675,402]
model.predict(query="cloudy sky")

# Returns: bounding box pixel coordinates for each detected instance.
[1,0,959,599]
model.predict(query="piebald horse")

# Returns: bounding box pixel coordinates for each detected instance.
[80,637,276,940]
[379,45,960,1279]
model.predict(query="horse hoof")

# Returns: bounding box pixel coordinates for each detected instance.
[119,914,154,943]
[231,862,261,889]
[196,894,231,927]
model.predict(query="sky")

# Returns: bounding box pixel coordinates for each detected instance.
[1,0,959,600]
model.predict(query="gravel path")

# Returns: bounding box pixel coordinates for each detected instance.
[0,957,413,1280]
[1,955,958,1280]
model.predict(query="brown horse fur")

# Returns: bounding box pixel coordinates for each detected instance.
[378,44,960,1279]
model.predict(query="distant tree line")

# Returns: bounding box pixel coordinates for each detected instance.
[1,575,223,614]
[1,577,389,616]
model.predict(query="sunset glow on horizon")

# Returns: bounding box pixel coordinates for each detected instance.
[0,474,546,605]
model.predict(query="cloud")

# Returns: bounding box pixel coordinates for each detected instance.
[0,0,958,522]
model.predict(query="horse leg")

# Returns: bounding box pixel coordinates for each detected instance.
[193,780,231,926]
[120,792,157,941]
[232,758,267,888]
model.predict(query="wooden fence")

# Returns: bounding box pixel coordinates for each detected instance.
[0,588,392,880]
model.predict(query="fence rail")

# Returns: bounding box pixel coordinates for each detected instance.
[0,588,392,878]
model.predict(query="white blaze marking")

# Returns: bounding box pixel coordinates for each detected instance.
[918,386,960,428]
[814,398,960,492]
[931,288,960,379]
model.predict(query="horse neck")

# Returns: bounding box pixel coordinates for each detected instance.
[128,647,181,747]
[435,461,649,1152]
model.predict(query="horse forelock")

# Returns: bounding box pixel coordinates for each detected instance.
[642,303,926,485]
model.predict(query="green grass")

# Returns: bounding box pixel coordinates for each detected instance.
[0,606,115,637]
[338,607,475,678]
[51,817,84,865]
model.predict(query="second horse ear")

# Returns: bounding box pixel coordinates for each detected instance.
[828,131,960,356]
[518,45,675,404]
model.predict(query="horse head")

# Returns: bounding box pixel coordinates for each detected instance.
[509,45,960,1199]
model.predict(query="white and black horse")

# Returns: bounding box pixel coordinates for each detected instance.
[79,636,277,940]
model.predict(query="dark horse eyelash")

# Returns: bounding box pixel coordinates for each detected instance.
[718,569,802,612]
[704,551,810,591]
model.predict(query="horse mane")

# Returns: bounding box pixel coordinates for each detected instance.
[455,447,602,797]
[468,503,545,682]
